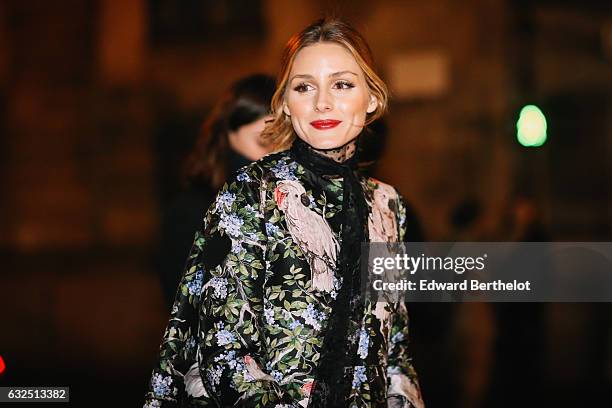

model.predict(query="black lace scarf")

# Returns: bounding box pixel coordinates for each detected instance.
[289,137,369,407]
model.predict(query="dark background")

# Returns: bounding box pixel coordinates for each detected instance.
[0,0,610,407]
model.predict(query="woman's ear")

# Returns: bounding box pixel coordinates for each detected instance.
[282,101,291,116]
[366,94,378,114]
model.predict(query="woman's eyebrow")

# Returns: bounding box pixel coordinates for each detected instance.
[289,74,313,82]
[330,70,358,78]
[289,71,358,82]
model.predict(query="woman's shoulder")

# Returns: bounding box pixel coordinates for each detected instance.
[228,150,302,187]
[218,150,297,208]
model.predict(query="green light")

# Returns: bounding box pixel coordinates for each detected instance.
[516,105,547,147]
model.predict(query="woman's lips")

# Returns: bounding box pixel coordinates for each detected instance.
[310,119,342,130]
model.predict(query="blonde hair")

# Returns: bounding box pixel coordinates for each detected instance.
[262,18,389,151]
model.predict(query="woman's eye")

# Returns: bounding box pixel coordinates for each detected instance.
[293,82,313,93]
[334,80,355,90]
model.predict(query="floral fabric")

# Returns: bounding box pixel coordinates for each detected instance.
[144,146,424,408]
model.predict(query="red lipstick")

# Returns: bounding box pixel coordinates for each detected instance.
[310,119,342,130]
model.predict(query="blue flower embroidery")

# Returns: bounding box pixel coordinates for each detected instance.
[231,241,243,254]
[271,370,283,382]
[215,322,236,346]
[215,191,236,212]
[357,328,369,359]
[236,171,250,182]
[209,277,228,299]
[271,159,298,181]
[265,222,279,236]
[288,320,303,330]
[352,366,367,389]
[219,213,244,237]
[206,365,223,390]
[301,304,326,331]
[264,306,275,325]
[244,204,257,215]
[391,331,405,344]
[187,270,203,295]
[152,373,173,397]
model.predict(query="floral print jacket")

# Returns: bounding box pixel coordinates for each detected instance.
[144,142,424,408]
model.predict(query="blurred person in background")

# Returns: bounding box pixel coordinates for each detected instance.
[485,191,550,407]
[144,18,425,408]
[156,74,276,308]
[444,198,494,408]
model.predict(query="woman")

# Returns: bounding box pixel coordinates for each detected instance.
[145,18,424,408]
[157,74,276,308]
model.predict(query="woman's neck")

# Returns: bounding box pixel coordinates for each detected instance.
[307,138,358,163]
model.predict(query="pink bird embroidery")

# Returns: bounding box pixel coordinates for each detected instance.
[389,373,425,408]
[274,180,338,293]
[367,182,399,242]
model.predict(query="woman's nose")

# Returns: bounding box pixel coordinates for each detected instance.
[314,90,333,113]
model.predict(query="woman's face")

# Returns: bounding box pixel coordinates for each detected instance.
[283,42,377,150]
[228,115,272,161]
